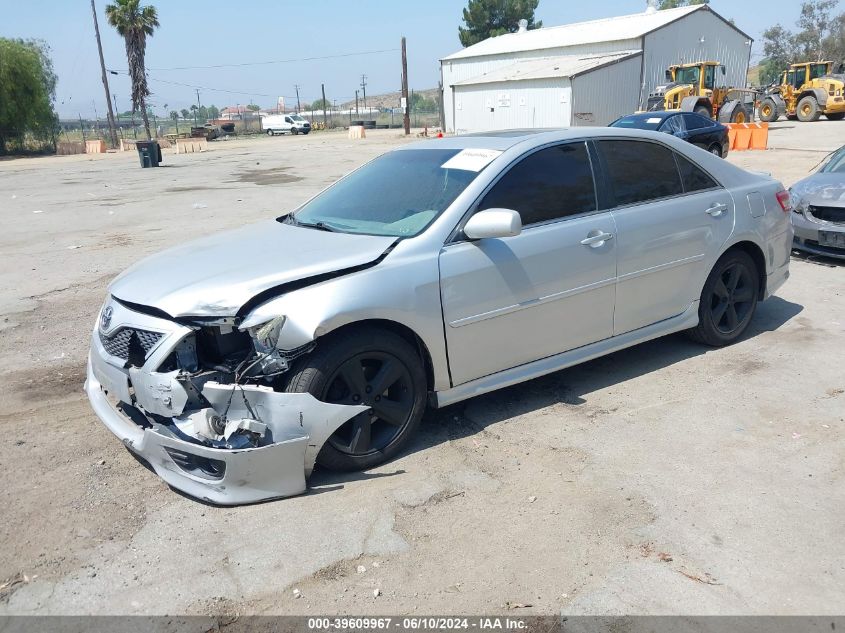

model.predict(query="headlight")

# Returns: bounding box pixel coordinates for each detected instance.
[247,315,287,351]
[788,189,804,215]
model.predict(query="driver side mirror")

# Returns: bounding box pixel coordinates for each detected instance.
[720,65,726,75]
[464,208,522,240]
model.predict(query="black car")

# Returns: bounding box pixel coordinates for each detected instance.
[609,111,730,158]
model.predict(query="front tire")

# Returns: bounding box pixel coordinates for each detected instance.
[267,129,274,136]
[687,249,759,347]
[283,327,427,471]
[797,96,821,122]
[826,112,845,121]
[730,102,748,123]
[291,127,299,135]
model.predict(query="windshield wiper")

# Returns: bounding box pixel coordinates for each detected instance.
[285,215,339,232]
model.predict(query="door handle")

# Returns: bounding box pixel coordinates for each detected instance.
[706,203,728,217]
[580,231,614,247]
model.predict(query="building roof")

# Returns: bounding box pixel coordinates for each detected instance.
[451,51,641,86]
[443,4,745,62]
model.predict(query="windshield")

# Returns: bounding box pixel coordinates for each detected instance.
[810,63,828,79]
[610,115,662,130]
[284,149,484,237]
[675,66,700,85]
[821,148,845,173]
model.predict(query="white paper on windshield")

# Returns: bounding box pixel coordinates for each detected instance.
[647,117,662,124]
[441,148,502,172]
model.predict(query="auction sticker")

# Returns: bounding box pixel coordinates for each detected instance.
[441,149,503,172]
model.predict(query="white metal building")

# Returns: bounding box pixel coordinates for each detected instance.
[440,4,753,133]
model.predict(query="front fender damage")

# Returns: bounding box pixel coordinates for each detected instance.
[87,349,368,505]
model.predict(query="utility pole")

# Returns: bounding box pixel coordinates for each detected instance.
[401,36,410,135]
[91,0,118,148]
[355,90,359,116]
[113,93,124,141]
[360,74,367,112]
[321,83,328,128]
[294,85,301,113]
[195,89,202,121]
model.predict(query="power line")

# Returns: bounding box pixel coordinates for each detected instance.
[131,48,399,72]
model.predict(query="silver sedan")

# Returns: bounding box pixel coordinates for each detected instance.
[86,128,793,504]
[791,145,845,259]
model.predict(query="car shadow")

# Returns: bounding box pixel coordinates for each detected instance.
[405,295,803,456]
[791,250,845,268]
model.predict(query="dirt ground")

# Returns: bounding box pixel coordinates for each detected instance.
[0,123,843,617]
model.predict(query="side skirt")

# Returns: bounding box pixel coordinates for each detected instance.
[434,301,699,408]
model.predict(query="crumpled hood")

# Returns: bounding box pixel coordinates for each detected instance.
[791,173,845,207]
[109,220,396,317]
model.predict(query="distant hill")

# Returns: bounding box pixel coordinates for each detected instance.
[747,64,761,87]
[339,87,439,110]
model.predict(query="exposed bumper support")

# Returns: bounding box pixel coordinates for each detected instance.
[86,354,368,505]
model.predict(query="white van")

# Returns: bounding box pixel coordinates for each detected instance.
[262,114,312,136]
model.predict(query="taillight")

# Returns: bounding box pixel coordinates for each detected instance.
[775,190,792,213]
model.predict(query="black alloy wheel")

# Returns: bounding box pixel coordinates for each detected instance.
[321,352,415,456]
[688,249,759,346]
[708,262,756,335]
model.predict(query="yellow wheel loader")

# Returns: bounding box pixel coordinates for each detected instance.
[645,61,751,123]
[759,61,845,122]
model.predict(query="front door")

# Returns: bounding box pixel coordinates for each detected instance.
[594,139,735,335]
[439,141,617,386]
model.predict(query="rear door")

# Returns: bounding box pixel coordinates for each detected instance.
[595,139,735,335]
[439,141,617,385]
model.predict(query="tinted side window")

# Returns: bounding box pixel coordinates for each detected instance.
[682,113,709,130]
[598,140,683,206]
[675,153,719,193]
[479,142,596,225]
[660,115,685,134]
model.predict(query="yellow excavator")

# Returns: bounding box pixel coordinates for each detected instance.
[645,61,751,123]
[759,61,845,122]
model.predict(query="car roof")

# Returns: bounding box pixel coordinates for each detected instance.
[398,125,704,152]
[616,111,680,121]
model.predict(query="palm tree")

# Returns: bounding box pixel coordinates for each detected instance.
[105,0,159,141]
[169,110,179,134]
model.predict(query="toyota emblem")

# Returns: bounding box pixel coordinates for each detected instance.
[100,306,113,330]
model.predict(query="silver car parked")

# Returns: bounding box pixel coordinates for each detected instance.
[86,128,793,504]
[791,144,845,259]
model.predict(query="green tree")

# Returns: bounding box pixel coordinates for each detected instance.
[246,103,260,111]
[759,0,845,84]
[207,104,220,119]
[106,0,159,141]
[310,98,330,110]
[180,108,189,119]
[657,0,707,9]
[0,38,58,154]
[410,92,437,111]
[458,0,542,47]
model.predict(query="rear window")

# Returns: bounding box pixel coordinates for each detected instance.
[610,116,664,131]
[675,153,719,192]
[598,140,683,206]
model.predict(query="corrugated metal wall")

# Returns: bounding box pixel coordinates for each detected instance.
[442,39,640,132]
[640,10,751,109]
[441,8,751,132]
[570,55,644,125]
[453,79,572,133]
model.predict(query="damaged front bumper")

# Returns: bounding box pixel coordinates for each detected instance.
[85,299,367,505]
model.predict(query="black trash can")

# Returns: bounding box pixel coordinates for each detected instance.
[136,140,162,168]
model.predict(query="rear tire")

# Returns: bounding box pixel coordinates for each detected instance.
[797,96,821,122]
[826,112,845,121]
[687,249,759,347]
[266,129,274,136]
[291,127,299,135]
[708,143,722,156]
[283,327,427,471]
[759,98,779,122]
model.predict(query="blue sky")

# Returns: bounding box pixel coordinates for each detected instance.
[0,0,822,118]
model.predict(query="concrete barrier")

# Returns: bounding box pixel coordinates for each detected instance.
[348,125,366,140]
[56,141,86,155]
[85,140,107,154]
[175,138,208,154]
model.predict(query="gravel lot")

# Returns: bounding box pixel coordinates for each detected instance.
[0,123,843,616]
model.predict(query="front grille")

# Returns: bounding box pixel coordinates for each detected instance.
[808,205,845,225]
[99,327,163,360]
